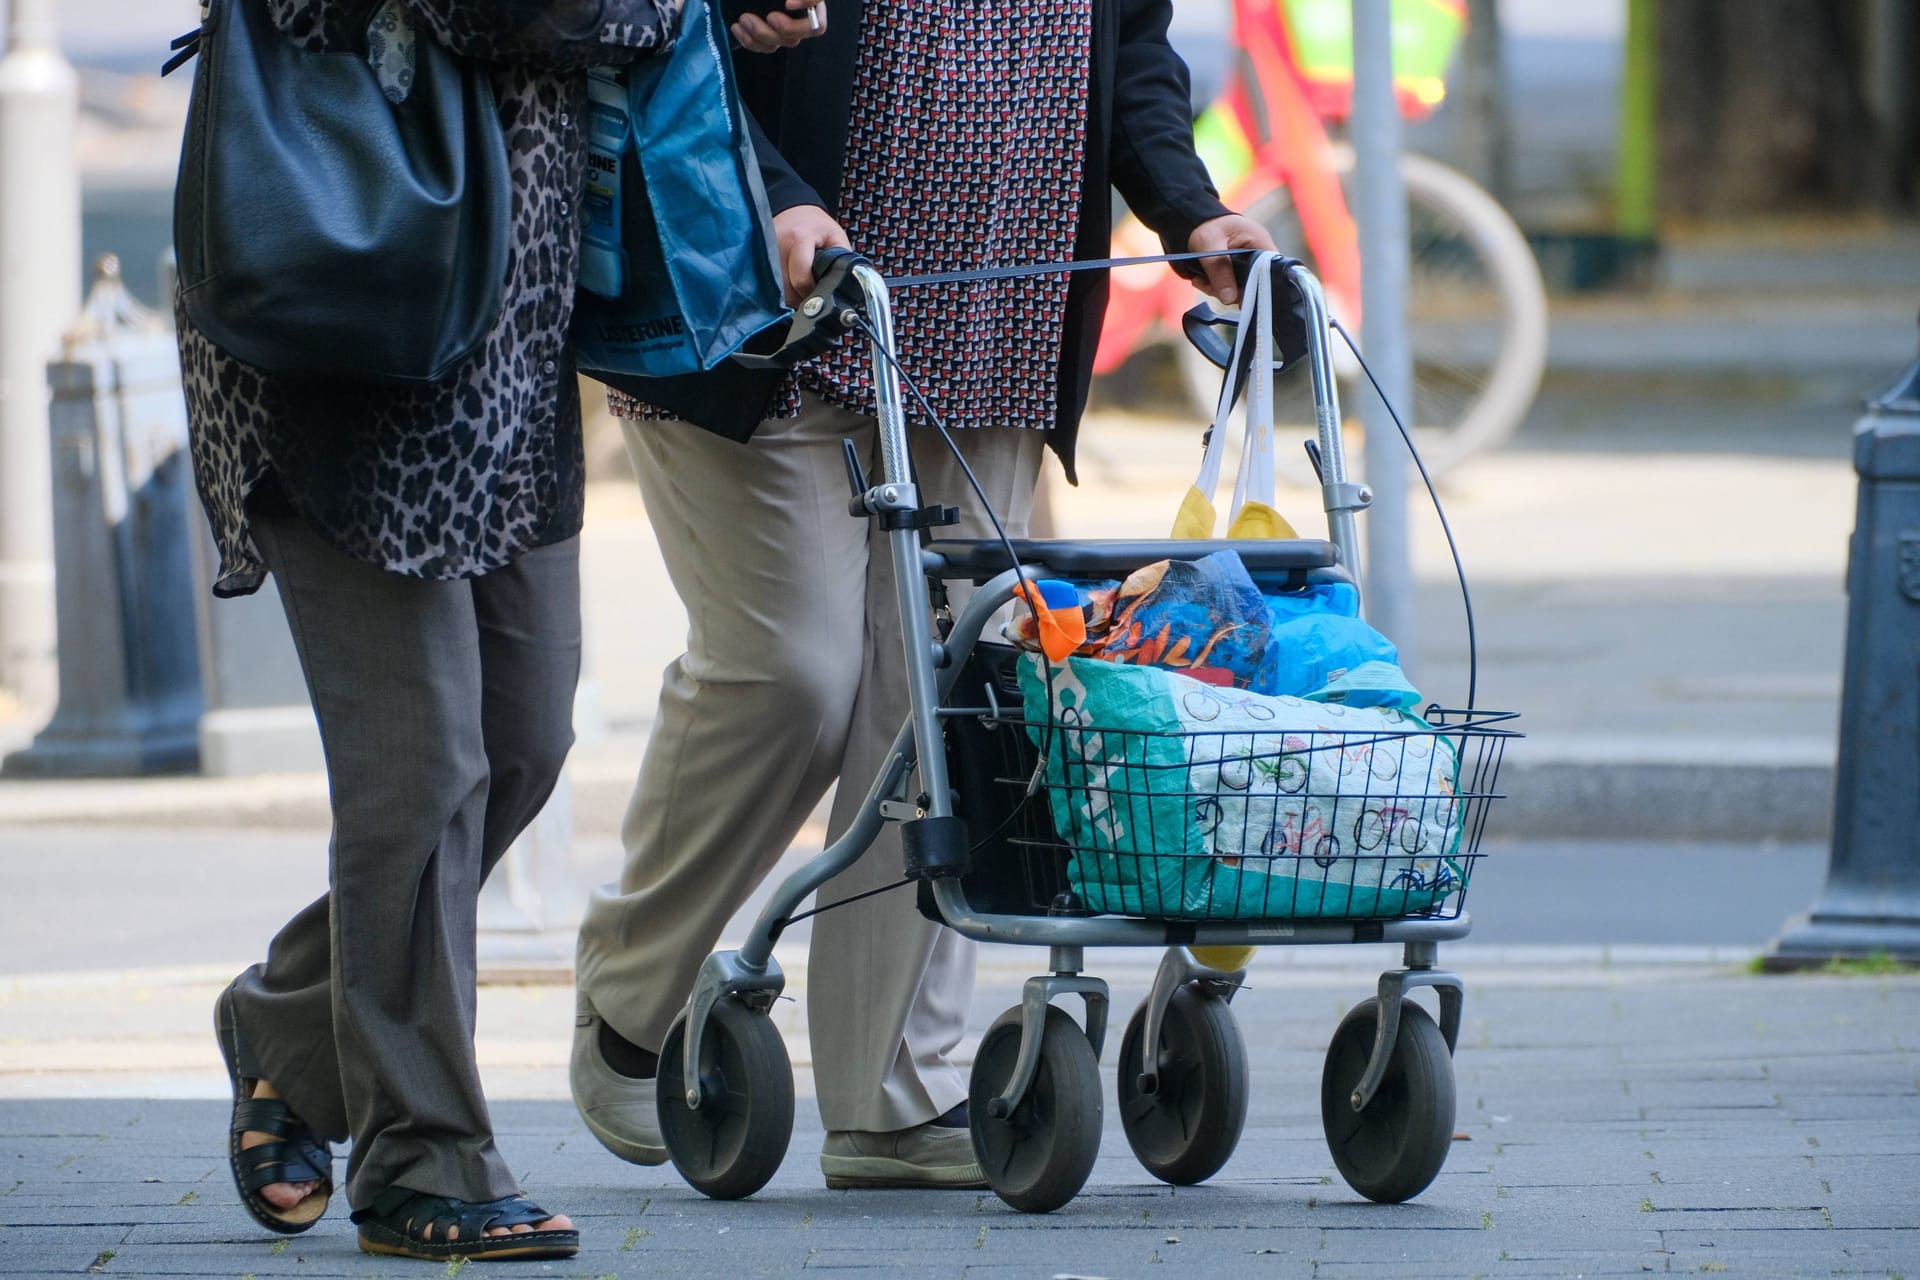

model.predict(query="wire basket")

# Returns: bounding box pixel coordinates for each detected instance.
[945,644,1515,924]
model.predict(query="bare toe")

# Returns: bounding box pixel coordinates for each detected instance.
[240,1080,324,1212]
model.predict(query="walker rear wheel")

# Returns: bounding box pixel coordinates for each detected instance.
[657,997,794,1201]
[968,1004,1103,1213]
[1117,984,1248,1185]
[1319,998,1454,1203]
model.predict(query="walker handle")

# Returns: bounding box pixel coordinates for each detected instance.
[730,248,874,369]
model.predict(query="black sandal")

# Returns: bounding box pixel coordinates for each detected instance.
[214,986,333,1234]
[352,1188,581,1261]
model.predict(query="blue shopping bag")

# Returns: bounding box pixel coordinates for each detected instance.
[572,0,788,379]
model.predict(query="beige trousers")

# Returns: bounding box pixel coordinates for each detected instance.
[574,393,1043,1133]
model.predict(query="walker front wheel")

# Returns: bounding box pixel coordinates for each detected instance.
[1319,998,1454,1203]
[968,1004,1103,1214]
[1117,984,1249,1185]
[657,997,794,1200]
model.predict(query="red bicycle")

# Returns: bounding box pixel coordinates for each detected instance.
[1099,0,1548,481]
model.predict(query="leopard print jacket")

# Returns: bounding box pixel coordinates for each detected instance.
[178,0,682,596]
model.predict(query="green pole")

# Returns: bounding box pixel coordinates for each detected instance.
[1615,0,1658,240]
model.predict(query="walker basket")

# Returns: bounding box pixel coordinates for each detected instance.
[945,643,1513,924]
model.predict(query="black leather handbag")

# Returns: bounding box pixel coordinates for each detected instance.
[167,0,511,383]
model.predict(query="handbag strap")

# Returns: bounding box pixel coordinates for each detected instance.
[161,0,421,93]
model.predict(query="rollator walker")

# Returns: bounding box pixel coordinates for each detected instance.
[654,249,1516,1213]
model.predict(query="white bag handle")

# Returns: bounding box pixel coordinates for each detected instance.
[1229,253,1280,523]
[1192,258,1271,513]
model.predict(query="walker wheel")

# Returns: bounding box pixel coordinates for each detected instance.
[1319,997,1454,1203]
[1117,983,1248,1185]
[968,1003,1102,1213]
[657,997,794,1200]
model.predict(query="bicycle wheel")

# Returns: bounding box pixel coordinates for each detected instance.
[1180,146,1548,484]
[1116,983,1249,1185]
[1319,997,1455,1203]
[656,997,794,1201]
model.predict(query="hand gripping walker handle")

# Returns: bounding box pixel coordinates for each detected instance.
[729,247,875,370]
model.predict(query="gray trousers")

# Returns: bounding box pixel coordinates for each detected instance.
[575,395,1043,1133]
[229,510,581,1211]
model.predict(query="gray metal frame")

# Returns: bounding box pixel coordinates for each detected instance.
[676,254,1461,1122]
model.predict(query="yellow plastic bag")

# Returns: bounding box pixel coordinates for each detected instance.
[1173,254,1298,542]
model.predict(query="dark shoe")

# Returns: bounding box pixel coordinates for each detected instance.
[820,1121,987,1189]
[214,985,333,1235]
[352,1188,580,1261]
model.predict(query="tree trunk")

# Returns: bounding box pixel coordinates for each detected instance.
[1656,0,1894,217]
[1453,0,1510,203]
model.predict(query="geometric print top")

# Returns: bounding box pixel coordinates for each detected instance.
[615,0,1094,433]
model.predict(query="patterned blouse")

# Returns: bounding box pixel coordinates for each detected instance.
[612,0,1095,432]
[178,0,682,597]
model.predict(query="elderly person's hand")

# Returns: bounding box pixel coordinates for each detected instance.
[772,203,852,305]
[732,0,826,52]
[1186,212,1276,307]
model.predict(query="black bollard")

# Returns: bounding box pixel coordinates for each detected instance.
[1763,313,1920,969]
[1,258,202,777]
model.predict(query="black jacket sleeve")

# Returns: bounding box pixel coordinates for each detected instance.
[745,111,824,214]
[1107,0,1231,261]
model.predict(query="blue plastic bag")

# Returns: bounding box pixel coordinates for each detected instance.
[572,0,789,379]
[1253,581,1412,705]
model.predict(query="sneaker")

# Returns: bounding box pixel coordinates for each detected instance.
[820,1122,987,1189]
[569,1009,669,1167]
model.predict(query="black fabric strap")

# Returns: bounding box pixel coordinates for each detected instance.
[231,1098,305,1139]
[236,1139,328,1193]
[883,248,1278,290]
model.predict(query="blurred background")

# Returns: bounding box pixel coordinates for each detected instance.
[3,0,1919,972]
[18,0,1919,302]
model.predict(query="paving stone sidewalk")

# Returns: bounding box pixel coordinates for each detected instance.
[3,959,1916,1279]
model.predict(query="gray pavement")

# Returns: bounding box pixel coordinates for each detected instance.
[3,957,1917,1277]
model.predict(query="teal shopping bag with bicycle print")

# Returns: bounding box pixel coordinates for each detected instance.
[1018,654,1465,921]
[572,0,788,379]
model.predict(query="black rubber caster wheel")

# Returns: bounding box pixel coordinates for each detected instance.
[656,996,794,1200]
[1117,983,1249,1185]
[968,1003,1103,1213]
[1320,997,1455,1203]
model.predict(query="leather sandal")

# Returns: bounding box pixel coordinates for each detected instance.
[352,1188,580,1261]
[214,986,332,1234]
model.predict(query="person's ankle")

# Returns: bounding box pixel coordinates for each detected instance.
[596,1021,659,1080]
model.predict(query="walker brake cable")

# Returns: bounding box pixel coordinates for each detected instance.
[1326,317,1480,712]
[874,249,1483,715]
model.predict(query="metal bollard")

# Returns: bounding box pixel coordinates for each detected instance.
[1,257,202,777]
[1763,314,1920,969]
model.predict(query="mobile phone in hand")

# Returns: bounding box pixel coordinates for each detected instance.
[722,0,814,26]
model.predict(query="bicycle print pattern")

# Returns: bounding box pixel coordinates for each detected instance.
[1020,655,1469,921]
